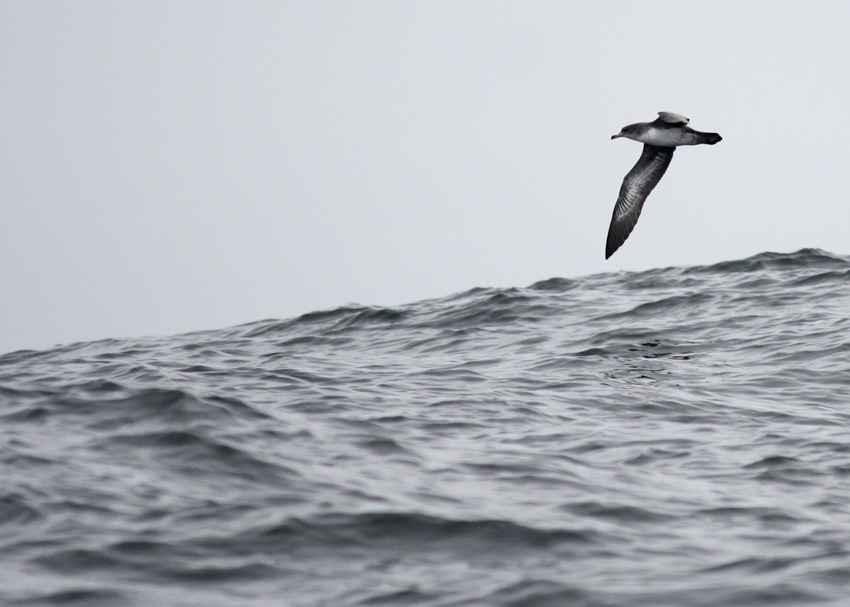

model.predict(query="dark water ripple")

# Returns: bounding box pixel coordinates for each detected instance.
[2,248,850,606]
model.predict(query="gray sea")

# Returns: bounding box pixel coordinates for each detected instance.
[2,248,850,606]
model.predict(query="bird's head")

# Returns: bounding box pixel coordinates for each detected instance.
[611,123,640,141]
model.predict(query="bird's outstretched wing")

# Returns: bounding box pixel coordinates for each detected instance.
[605,144,675,259]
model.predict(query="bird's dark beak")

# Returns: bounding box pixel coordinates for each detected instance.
[611,133,623,140]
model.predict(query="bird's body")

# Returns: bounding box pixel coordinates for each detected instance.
[605,112,721,259]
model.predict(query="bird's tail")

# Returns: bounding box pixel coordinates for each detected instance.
[697,131,722,145]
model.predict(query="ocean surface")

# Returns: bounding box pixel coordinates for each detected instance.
[2,248,850,607]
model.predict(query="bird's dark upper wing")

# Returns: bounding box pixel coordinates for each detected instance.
[657,111,689,125]
[605,144,675,259]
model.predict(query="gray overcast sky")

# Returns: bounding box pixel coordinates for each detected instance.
[3,2,849,354]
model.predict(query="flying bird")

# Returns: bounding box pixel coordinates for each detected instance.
[606,112,721,259]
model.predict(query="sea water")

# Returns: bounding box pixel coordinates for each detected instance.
[2,249,850,606]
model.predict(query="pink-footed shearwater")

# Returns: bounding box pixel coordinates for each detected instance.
[606,112,721,259]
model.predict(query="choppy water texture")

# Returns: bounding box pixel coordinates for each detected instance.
[3,249,850,606]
